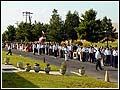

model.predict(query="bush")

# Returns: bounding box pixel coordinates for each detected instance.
[60,61,67,75]
[73,40,83,46]
[45,63,51,74]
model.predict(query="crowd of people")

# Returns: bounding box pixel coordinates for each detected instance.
[4,42,118,69]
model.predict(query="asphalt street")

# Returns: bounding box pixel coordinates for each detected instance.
[2,48,118,85]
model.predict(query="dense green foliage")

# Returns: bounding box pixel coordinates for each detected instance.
[2,9,117,43]
[75,9,117,43]
[2,25,16,42]
[64,10,80,40]
[48,9,64,42]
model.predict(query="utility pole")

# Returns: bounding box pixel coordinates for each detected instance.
[22,11,33,24]
[15,21,19,27]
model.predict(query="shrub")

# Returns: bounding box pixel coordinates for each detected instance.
[60,61,67,75]
[74,40,83,46]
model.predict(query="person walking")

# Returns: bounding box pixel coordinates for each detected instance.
[6,44,12,55]
[64,45,69,61]
[95,48,103,71]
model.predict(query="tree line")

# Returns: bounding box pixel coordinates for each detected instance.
[2,8,117,43]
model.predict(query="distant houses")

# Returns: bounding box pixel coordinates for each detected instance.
[112,23,118,40]
[112,23,118,32]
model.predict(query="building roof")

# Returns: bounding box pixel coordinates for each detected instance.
[112,23,118,32]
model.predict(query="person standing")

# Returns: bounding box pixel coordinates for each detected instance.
[68,44,73,59]
[95,48,103,71]
[93,45,97,63]
[37,43,40,55]
[112,47,118,68]
[54,44,58,58]
[89,46,94,63]
[104,47,111,66]
[76,45,81,61]
[32,42,36,55]
[6,44,12,55]
[82,46,87,62]
[49,44,52,55]
[64,45,69,61]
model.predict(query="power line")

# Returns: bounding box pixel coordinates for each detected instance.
[22,11,33,24]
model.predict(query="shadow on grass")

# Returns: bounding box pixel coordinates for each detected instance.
[2,72,39,88]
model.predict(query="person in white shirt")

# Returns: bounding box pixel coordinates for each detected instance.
[82,46,87,62]
[42,44,45,54]
[6,44,12,55]
[54,44,58,58]
[89,46,94,63]
[77,45,81,61]
[32,42,36,55]
[45,43,49,55]
[41,44,44,54]
[49,44,52,55]
[67,44,73,59]
[19,44,23,51]
[52,44,55,56]
[112,47,118,68]
[93,46,97,62]
[95,48,103,71]
[17,43,19,50]
[104,47,111,66]
[64,45,69,61]
[61,45,65,58]
[58,44,62,58]
[85,47,89,62]
[37,43,40,55]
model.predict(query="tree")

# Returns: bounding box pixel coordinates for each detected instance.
[2,25,16,42]
[32,22,44,41]
[48,9,64,42]
[2,31,8,42]
[64,10,80,40]
[75,9,104,43]
[32,22,49,42]
[43,24,50,42]
[16,21,33,42]
[101,16,117,43]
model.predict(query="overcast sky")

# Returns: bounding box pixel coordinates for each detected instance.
[1,1,119,34]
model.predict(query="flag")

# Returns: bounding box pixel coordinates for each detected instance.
[42,30,45,35]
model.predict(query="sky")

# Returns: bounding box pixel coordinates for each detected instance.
[1,1,119,34]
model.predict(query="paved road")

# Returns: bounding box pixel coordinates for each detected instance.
[2,48,118,85]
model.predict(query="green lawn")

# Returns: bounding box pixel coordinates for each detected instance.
[2,72,117,88]
[2,51,118,88]
[2,51,60,70]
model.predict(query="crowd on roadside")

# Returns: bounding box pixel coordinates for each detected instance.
[3,42,118,69]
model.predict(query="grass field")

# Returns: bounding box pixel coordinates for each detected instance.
[2,72,118,88]
[2,51,118,88]
[2,51,60,71]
